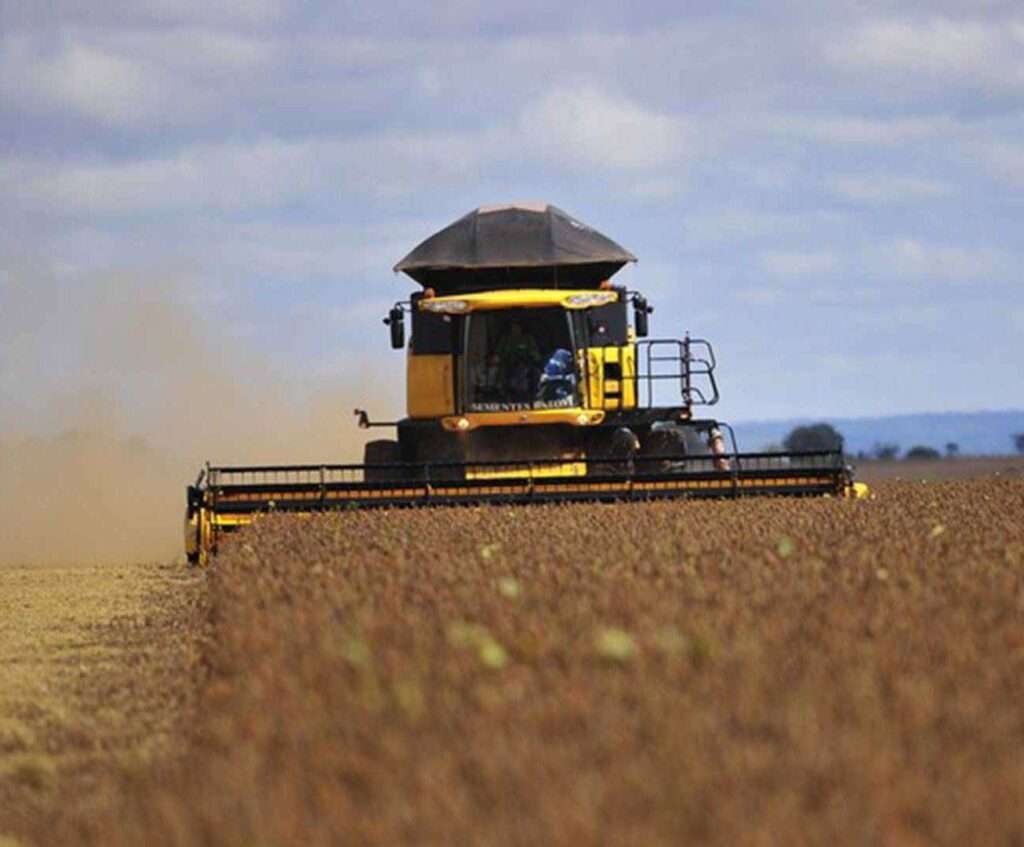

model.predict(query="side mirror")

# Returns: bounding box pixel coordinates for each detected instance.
[634,296,651,338]
[385,306,405,349]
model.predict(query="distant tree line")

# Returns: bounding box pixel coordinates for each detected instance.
[782,423,844,453]
[871,443,958,461]
[779,423,982,461]
[861,443,953,461]
[779,425,1024,459]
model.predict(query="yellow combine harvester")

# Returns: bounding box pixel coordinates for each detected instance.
[186,203,866,564]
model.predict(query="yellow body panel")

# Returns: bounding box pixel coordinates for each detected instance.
[419,288,618,313]
[466,461,587,480]
[582,344,637,411]
[407,353,455,418]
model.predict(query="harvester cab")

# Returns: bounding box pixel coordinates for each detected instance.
[363,285,727,479]
[186,203,866,565]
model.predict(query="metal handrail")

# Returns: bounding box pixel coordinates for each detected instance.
[633,336,719,410]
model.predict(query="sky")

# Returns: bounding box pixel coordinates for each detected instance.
[2,0,1023,442]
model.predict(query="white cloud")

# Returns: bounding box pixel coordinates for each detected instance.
[4,81,700,217]
[683,209,846,248]
[7,142,316,214]
[761,251,837,276]
[4,129,498,215]
[0,29,273,129]
[827,17,1024,89]
[2,0,286,27]
[775,114,958,146]
[736,287,784,306]
[415,66,444,97]
[627,177,683,201]
[816,352,867,377]
[832,18,990,72]
[875,239,1008,281]
[130,0,286,26]
[121,28,274,72]
[851,303,946,333]
[972,140,1024,187]
[211,219,434,280]
[301,34,425,71]
[0,36,168,128]
[827,174,954,204]
[519,85,690,172]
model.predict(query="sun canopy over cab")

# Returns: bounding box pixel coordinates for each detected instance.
[394,203,637,294]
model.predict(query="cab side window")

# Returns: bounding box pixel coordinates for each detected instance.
[587,300,627,345]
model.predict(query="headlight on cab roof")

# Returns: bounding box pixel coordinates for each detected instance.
[564,291,618,308]
[420,299,470,314]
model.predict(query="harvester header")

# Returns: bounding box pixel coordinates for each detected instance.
[185,203,866,565]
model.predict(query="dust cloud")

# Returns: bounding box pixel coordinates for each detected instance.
[0,267,396,565]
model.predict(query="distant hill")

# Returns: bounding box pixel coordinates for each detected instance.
[731,410,1024,457]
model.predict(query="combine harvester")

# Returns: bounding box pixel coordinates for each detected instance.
[186,204,866,564]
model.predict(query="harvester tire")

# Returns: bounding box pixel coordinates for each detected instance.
[364,439,402,482]
[638,424,688,473]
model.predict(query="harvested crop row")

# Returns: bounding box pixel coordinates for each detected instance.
[0,562,206,847]
[57,479,1024,845]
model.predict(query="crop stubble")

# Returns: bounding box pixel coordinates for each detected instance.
[20,475,1024,845]
[0,562,205,846]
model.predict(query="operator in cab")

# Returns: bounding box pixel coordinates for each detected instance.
[495,322,541,403]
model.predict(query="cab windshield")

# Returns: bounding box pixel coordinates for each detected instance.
[465,308,577,412]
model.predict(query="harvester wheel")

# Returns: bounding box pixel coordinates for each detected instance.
[364,439,402,482]
[637,424,689,474]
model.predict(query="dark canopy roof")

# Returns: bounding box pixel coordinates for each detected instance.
[394,203,637,293]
